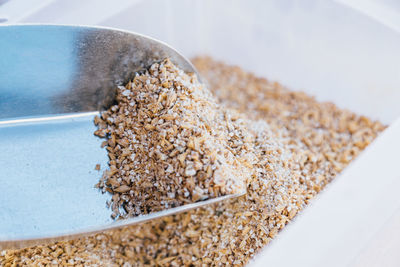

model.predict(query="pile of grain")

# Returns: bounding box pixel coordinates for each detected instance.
[0,57,385,266]
[94,59,254,218]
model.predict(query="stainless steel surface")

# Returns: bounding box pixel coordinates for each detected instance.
[0,25,242,250]
[0,24,198,119]
[0,0,10,6]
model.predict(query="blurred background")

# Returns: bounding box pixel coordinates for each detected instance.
[1,0,400,124]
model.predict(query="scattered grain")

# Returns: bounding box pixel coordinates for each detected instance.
[1,56,385,266]
[94,164,101,171]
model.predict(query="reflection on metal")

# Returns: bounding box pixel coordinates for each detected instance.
[0,25,198,119]
[0,0,10,6]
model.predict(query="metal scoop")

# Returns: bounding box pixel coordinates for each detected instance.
[0,25,244,250]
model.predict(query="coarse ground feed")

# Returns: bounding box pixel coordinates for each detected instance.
[0,56,386,266]
[94,59,254,219]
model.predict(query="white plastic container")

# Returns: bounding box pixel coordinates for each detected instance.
[6,0,400,124]
[3,0,400,265]
[103,0,400,125]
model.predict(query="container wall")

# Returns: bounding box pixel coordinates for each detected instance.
[98,0,400,124]
[6,0,400,123]
[11,0,400,123]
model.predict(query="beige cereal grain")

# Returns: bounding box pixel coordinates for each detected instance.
[0,56,386,267]
[95,164,101,171]
[94,59,254,218]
